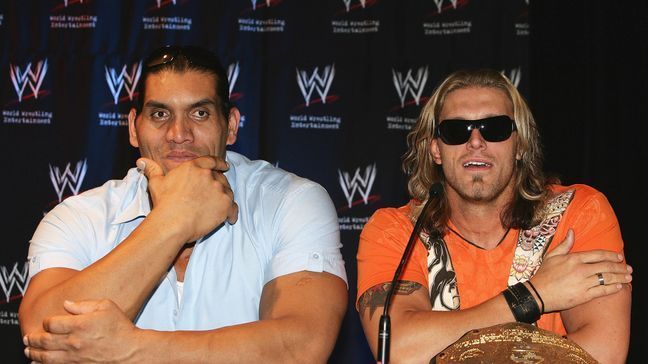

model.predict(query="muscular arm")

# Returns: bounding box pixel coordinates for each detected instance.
[357,232,631,363]
[139,271,346,363]
[19,208,190,334]
[358,280,515,363]
[562,285,631,364]
[552,188,632,363]
[25,271,347,364]
[19,156,236,335]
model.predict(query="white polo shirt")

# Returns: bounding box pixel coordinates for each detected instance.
[27,151,347,330]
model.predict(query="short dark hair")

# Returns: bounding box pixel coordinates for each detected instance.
[134,45,231,119]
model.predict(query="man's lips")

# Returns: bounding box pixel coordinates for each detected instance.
[165,151,199,161]
[462,159,492,169]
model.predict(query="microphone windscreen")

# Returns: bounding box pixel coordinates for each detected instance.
[430,182,444,197]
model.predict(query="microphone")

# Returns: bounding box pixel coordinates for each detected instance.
[376,182,444,364]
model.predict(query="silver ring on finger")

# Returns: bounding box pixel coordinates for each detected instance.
[596,272,605,286]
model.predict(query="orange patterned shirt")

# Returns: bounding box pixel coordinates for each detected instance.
[356,184,624,335]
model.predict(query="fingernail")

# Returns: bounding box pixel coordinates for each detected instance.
[23,347,29,358]
[618,254,624,261]
[136,160,146,171]
[627,265,633,272]
[626,275,632,281]
[22,335,27,346]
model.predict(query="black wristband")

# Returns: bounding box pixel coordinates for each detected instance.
[525,280,545,314]
[502,282,541,324]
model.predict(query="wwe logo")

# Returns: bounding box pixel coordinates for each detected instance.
[338,163,377,209]
[296,64,335,107]
[0,262,28,303]
[392,67,429,108]
[10,59,48,102]
[49,159,88,203]
[342,0,366,11]
[105,62,142,105]
[433,0,458,13]
[156,0,176,7]
[503,67,521,88]
[251,0,271,10]
[227,62,240,95]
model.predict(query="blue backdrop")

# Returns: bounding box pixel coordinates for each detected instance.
[7,1,643,363]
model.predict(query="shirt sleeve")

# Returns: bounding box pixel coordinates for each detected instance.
[548,185,624,255]
[27,201,93,284]
[264,181,347,287]
[356,207,429,308]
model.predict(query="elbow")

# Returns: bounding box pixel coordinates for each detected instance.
[282,312,345,363]
[18,299,40,336]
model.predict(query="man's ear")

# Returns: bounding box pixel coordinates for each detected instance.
[430,138,443,165]
[128,108,139,148]
[226,107,240,145]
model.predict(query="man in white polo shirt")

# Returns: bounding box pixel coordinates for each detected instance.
[20,45,347,363]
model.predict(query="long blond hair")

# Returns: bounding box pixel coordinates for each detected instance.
[402,69,549,234]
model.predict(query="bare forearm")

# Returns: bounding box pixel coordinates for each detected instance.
[396,296,514,363]
[20,210,187,333]
[136,317,337,364]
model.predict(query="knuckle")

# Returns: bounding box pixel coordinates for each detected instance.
[40,352,52,364]
[606,262,619,272]
[43,317,53,331]
[69,337,83,351]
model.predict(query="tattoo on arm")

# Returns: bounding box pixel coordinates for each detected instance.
[358,281,423,320]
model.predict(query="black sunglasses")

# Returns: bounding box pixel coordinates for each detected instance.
[144,45,221,70]
[435,115,517,145]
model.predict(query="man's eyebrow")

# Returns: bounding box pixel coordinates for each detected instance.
[190,99,218,109]
[143,100,168,109]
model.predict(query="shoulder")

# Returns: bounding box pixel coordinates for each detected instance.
[44,168,143,225]
[227,151,328,207]
[546,184,622,252]
[365,204,414,231]
[549,183,602,198]
[548,183,613,214]
[361,203,414,243]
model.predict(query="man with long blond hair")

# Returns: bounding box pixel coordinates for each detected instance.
[357,69,631,363]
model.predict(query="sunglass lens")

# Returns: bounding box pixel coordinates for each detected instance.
[478,116,514,142]
[439,121,471,145]
[437,116,515,145]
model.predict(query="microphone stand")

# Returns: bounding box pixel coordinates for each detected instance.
[377,183,443,364]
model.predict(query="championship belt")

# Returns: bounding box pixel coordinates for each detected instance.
[433,322,598,363]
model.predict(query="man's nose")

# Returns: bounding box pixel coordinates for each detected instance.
[466,128,486,149]
[166,116,193,144]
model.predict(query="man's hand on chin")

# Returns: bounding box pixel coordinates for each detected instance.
[24,299,140,364]
[139,156,239,244]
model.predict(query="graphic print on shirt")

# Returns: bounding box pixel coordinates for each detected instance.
[509,190,575,285]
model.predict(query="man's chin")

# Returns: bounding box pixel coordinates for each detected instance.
[159,160,184,174]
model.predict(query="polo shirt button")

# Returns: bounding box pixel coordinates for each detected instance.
[312,252,320,259]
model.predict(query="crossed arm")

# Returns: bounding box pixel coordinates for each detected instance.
[22,269,346,363]
[357,232,632,364]
[19,156,348,363]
